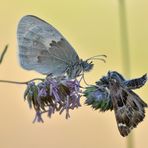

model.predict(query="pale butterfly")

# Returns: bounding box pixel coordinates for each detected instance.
[17,15,106,79]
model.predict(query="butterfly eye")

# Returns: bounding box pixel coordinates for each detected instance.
[82,61,94,72]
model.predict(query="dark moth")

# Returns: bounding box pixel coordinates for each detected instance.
[84,71,147,137]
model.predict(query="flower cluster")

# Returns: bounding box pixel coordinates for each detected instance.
[24,75,82,122]
[84,84,113,112]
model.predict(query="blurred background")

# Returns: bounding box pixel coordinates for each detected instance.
[0,0,148,148]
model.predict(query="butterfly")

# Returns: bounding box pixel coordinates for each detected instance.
[84,71,147,137]
[17,15,106,79]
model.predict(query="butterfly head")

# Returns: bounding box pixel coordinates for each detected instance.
[81,60,94,72]
[82,54,107,73]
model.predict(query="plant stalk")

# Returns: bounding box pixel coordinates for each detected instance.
[118,0,133,148]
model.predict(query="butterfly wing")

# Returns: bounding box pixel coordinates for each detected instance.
[17,15,79,75]
[110,84,147,137]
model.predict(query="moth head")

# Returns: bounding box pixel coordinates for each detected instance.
[107,71,124,86]
[82,60,94,72]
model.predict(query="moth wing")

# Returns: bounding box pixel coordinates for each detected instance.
[17,15,79,75]
[124,74,147,89]
[112,87,147,137]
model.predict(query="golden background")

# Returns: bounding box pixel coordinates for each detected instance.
[0,0,148,148]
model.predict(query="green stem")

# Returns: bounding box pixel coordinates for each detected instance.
[0,78,44,85]
[0,44,8,64]
[118,0,131,77]
[118,0,133,148]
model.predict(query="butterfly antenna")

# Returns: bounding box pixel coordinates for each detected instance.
[86,54,107,63]
[91,57,106,63]
[88,54,107,59]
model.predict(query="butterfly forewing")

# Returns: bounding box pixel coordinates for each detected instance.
[17,15,79,75]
